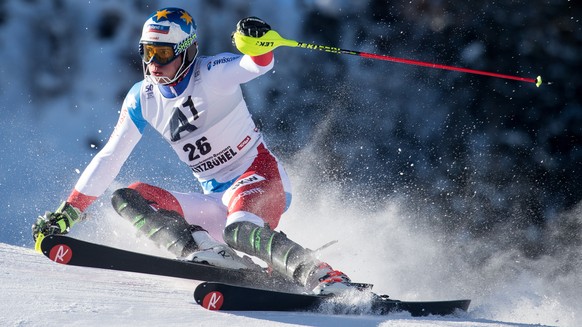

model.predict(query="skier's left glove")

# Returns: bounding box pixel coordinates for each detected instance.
[236,17,271,38]
[232,17,276,56]
[32,201,84,242]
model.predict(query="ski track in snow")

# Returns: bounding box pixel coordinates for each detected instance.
[0,243,552,327]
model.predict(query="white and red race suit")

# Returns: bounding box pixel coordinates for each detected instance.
[67,52,291,238]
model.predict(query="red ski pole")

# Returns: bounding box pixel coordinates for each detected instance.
[234,30,544,87]
[357,51,542,86]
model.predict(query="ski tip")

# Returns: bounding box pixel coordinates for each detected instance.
[34,233,45,253]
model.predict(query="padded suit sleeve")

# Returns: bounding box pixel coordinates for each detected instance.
[72,83,144,198]
[203,52,274,93]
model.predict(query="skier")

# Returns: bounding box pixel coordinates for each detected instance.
[32,8,354,295]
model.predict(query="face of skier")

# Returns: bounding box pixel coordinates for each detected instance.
[147,55,183,84]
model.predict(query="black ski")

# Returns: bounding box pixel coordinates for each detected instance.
[194,282,470,317]
[39,235,299,292]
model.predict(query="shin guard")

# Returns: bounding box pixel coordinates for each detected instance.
[223,221,320,286]
[111,188,199,257]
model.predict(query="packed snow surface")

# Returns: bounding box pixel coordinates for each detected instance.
[0,242,557,327]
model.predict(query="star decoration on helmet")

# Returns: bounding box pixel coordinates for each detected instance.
[154,9,171,21]
[180,11,193,25]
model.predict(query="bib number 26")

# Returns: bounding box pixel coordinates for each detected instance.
[183,137,212,161]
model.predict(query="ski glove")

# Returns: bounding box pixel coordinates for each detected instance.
[236,17,271,38]
[232,17,277,56]
[32,201,84,241]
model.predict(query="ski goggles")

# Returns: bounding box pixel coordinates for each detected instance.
[139,42,179,65]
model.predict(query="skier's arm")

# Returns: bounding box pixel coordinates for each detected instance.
[69,83,146,209]
[203,17,275,92]
[69,106,142,208]
[33,84,145,241]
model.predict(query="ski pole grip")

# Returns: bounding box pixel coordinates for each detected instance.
[233,30,299,56]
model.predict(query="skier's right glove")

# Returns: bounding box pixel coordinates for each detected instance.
[32,201,84,242]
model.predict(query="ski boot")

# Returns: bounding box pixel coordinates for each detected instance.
[185,229,259,270]
[306,263,353,295]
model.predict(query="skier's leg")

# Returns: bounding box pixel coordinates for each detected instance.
[224,220,351,294]
[222,145,352,294]
[171,191,226,242]
[111,184,255,269]
[111,186,197,257]
[127,181,227,239]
